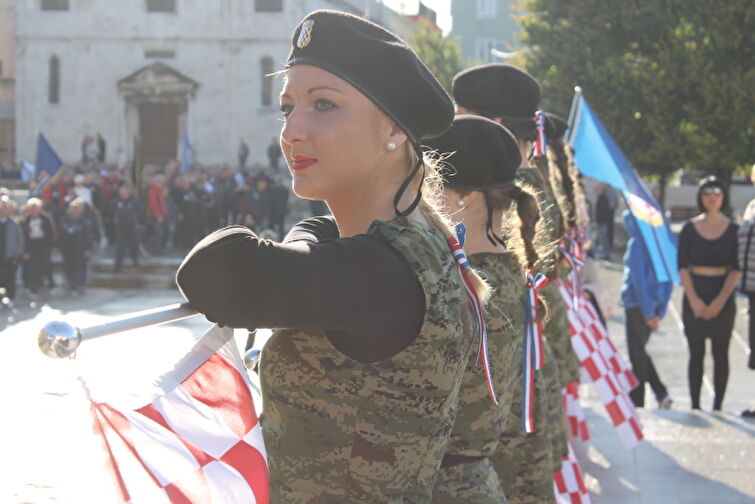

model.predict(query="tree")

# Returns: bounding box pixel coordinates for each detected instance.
[515,0,754,189]
[410,18,463,93]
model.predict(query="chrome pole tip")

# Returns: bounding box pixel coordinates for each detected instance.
[243,348,261,370]
[38,321,82,358]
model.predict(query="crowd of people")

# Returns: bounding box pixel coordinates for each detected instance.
[0,157,291,305]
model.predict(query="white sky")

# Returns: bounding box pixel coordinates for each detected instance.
[382,0,453,33]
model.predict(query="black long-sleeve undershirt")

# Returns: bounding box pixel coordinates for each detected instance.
[176,219,425,362]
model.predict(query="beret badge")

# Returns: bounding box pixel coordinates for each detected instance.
[297,19,314,48]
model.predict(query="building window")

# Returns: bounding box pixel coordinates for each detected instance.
[41,0,69,11]
[144,49,176,59]
[260,57,274,106]
[255,0,282,12]
[477,0,496,19]
[476,38,500,62]
[49,56,60,104]
[146,0,176,12]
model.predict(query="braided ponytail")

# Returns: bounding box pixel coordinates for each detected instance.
[548,140,577,229]
[509,184,541,270]
[408,148,491,303]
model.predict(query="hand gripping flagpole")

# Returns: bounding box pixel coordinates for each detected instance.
[38,303,200,359]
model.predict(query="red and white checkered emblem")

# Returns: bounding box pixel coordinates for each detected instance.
[84,326,269,503]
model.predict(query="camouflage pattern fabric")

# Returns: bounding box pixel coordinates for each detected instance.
[259,217,475,504]
[493,341,561,503]
[431,252,525,503]
[431,458,507,504]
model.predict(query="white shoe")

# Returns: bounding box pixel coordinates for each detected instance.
[659,396,673,409]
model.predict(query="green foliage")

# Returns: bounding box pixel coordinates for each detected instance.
[411,18,464,93]
[515,0,755,183]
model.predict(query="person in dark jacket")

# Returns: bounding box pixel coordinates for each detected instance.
[620,210,673,408]
[59,198,94,295]
[112,185,140,272]
[268,175,290,239]
[266,137,282,170]
[21,198,56,298]
[0,196,24,307]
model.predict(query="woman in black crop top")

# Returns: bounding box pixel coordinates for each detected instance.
[677,176,741,411]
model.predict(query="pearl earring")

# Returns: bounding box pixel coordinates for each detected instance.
[457,200,465,207]
[386,141,397,151]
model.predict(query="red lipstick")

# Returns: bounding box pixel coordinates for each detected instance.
[291,156,318,171]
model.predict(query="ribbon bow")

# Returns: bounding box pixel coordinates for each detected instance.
[559,237,585,310]
[522,269,548,432]
[533,110,548,157]
[447,223,497,405]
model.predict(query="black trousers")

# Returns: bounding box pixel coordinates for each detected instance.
[63,252,87,291]
[25,247,51,294]
[0,258,19,301]
[682,295,735,409]
[115,226,139,270]
[625,308,668,407]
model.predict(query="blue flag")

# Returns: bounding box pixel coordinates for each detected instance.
[180,130,194,172]
[30,132,63,197]
[566,88,680,284]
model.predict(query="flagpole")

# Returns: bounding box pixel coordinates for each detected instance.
[38,303,200,359]
[565,85,583,145]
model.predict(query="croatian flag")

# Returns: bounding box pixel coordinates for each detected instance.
[82,325,269,504]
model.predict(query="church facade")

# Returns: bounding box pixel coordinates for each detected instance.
[14,0,409,167]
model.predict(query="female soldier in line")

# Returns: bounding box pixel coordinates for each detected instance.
[176,10,489,504]
[678,176,740,411]
[425,116,545,502]
[452,64,575,501]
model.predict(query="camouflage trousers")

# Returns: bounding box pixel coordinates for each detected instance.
[493,342,564,503]
[431,458,507,504]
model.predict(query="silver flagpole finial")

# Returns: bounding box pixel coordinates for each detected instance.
[39,320,82,359]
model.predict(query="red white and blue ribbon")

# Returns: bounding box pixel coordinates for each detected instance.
[447,223,498,404]
[522,269,548,432]
[533,110,548,157]
[560,236,585,310]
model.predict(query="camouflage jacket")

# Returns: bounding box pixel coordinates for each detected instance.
[259,217,475,504]
[443,252,525,458]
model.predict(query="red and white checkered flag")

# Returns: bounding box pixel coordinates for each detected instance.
[562,382,589,441]
[82,325,269,504]
[554,442,591,504]
[558,280,644,449]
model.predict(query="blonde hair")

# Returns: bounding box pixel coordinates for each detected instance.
[27,197,43,208]
[408,147,490,302]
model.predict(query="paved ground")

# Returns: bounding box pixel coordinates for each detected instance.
[0,260,752,503]
[577,260,754,503]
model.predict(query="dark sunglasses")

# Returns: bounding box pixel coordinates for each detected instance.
[701,186,723,195]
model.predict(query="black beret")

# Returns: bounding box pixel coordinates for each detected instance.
[545,112,568,141]
[287,10,454,144]
[423,115,521,191]
[452,64,541,121]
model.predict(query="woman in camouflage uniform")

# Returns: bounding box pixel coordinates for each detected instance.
[177,10,490,504]
[452,64,575,502]
[425,116,547,503]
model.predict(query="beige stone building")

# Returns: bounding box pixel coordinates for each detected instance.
[12,0,429,168]
[0,0,15,163]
